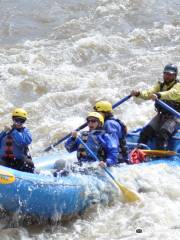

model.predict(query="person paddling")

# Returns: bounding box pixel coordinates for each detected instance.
[0,108,34,173]
[65,112,118,168]
[131,64,180,150]
[93,101,128,163]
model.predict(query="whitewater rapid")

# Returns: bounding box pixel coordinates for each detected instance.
[0,0,180,239]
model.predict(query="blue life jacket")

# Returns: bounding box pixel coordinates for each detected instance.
[77,131,106,163]
[65,130,118,166]
[0,127,32,161]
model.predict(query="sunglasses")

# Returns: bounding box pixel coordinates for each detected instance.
[87,119,98,123]
[13,117,26,124]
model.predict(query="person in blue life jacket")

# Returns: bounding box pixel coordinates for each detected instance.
[93,101,129,163]
[65,112,119,168]
[131,64,180,150]
[0,108,34,173]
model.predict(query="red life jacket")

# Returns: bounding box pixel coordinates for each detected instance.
[129,149,146,164]
[3,135,15,160]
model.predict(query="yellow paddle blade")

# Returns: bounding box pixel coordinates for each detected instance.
[114,180,141,202]
[142,150,176,157]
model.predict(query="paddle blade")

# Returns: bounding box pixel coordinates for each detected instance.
[114,180,141,202]
[142,149,176,157]
[104,168,141,202]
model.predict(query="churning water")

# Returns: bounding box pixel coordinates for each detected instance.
[0,0,180,239]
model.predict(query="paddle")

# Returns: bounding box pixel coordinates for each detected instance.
[77,137,141,203]
[44,95,132,152]
[156,99,180,118]
[44,122,88,152]
[145,150,180,158]
[112,94,131,109]
[142,149,177,157]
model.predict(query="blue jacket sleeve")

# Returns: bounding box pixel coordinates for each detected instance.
[97,133,118,166]
[11,128,32,146]
[0,131,7,141]
[0,131,7,147]
[65,137,79,153]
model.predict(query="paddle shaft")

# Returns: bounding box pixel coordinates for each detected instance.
[77,137,141,202]
[77,137,99,161]
[44,95,131,152]
[44,122,87,152]
[77,137,118,180]
[112,95,131,109]
[156,99,180,118]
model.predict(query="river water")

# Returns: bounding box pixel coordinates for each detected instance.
[0,0,180,239]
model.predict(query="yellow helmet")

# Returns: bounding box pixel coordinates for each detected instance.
[87,112,104,125]
[94,101,112,112]
[12,108,28,119]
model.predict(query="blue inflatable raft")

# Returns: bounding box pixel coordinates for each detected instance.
[0,153,114,220]
[0,129,179,220]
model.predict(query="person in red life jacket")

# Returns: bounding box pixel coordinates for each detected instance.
[93,101,129,163]
[0,108,34,173]
[65,112,118,168]
[131,64,180,150]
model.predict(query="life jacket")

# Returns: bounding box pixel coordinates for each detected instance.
[3,134,15,161]
[155,80,180,114]
[77,130,106,163]
[129,149,146,164]
[2,129,31,162]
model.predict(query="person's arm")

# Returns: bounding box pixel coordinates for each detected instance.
[64,132,79,153]
[131,83,161,100]
[98,134,119,167]
[11,128,32,146]
[158,83,180,102]
[0,131,7,141]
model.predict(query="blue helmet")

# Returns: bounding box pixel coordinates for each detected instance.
[163,64,178,76]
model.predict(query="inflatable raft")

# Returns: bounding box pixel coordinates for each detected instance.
[0,128,179,220]
[0,153,114,220]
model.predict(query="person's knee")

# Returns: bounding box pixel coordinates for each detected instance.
[54,159,66,170]
[138,125,155,144]
[158,129,171,141]
[53,160,69,177]
[143,125,155,135]
[21,159,35,173]
[156,129,171,149]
